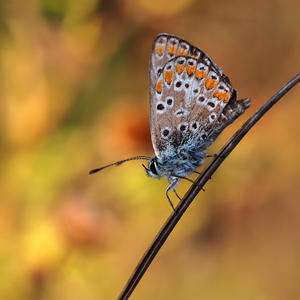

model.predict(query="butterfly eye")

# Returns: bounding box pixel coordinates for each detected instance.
[149,161,158,175]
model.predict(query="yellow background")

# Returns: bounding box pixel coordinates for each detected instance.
[0,0,299,299]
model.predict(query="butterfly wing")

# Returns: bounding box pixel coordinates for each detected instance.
[149,34,239,157]
[149,34,252,160]
[149,34,203,157]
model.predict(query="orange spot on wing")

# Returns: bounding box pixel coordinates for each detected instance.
[186,65,196,75]
[167,45,177,55]
[156,80,163,93]
[178,49,188,56]
[213,90,222,99]
[195,70,207,80]
[156,44,165,55]
[175,64,185,74]
[223,92,230,102]
[164,70,173,84]
[205,78,218,90]
[213,90,231,102]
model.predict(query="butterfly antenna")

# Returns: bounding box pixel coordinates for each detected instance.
[89,156,151,174]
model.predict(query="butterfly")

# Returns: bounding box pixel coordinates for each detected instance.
[90,33,251,210]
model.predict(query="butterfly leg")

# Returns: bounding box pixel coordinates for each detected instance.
[172,188,181,201]
[204,154,218,158]
[204,153,225,159]
[165,178,179,211]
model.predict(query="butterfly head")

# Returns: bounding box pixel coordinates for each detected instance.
[143,157,162,179]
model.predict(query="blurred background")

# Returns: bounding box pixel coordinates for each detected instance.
[0,0,299,299]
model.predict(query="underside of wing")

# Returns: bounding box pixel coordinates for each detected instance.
[149,34,236,157]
